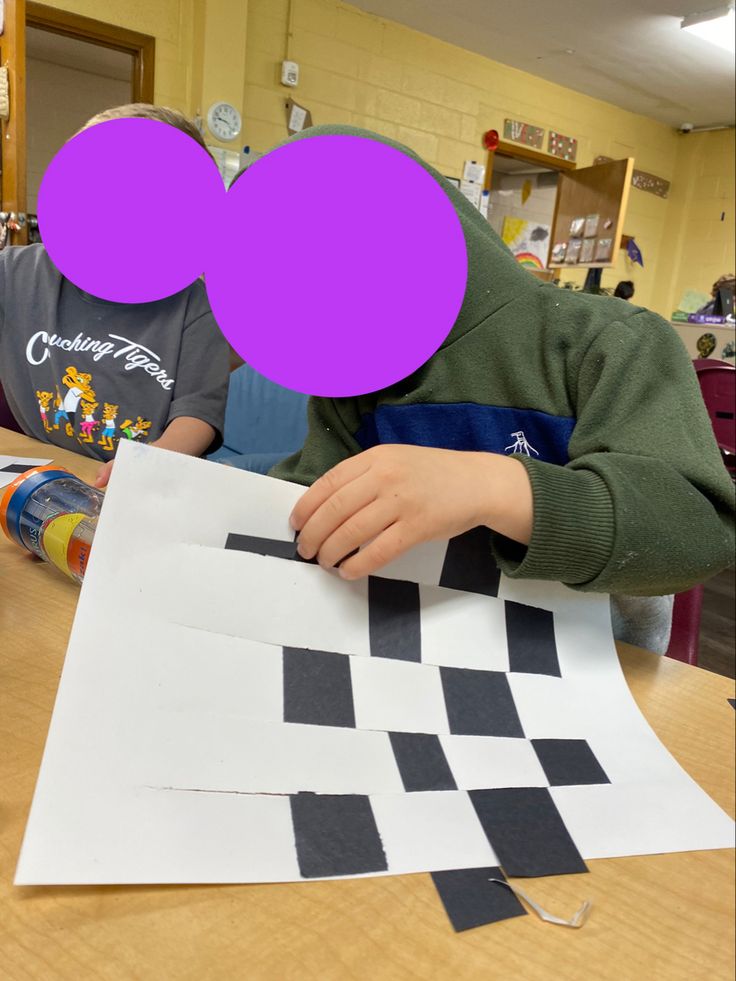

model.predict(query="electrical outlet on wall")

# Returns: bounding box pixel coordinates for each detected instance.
[281,60,299,87]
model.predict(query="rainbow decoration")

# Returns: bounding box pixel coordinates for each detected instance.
[514,252,545,269]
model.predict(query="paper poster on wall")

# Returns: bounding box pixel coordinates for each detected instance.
[459,180,482,209]
[462,160,485,184]
[206,146,241,188]
[549,131,577,162]
[501,217,550,270]
[286,99,312,135]
[503,119,544,150]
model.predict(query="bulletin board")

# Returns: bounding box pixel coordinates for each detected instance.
[548,158,634,269]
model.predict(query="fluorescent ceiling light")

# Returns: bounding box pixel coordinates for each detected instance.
[681,3,735,51]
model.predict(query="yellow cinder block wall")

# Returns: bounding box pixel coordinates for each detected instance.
[651,129,735,318]
[35,0,250,151]
[38,0,200,114]
[243,0,734,318]
[38,0,735,320]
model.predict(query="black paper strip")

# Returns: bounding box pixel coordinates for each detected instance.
[283,647,356,728]
[439,527,501,597]
[440,668,524,737]
[0,463,31,474]
[531,739,610,787]
[368,576,421,661]
[431,866,526,932]
[290,793,388,878]
[505,601,561,677]
[469,787,588,877]
[225,533,316,563]
[388,732,457,792]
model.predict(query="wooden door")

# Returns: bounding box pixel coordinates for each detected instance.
[0,0,28,245]
[548,158,634,269]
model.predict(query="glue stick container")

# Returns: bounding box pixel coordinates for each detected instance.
[0,465,103,583]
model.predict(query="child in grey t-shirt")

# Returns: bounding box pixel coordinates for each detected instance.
[0,104,230,487]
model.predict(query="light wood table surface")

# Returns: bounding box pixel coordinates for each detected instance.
[1,429,734,981]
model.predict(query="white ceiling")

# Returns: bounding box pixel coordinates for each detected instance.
[26,26,132,83]
[352,0,736,128]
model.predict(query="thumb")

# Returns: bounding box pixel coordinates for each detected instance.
[94,461,113,488]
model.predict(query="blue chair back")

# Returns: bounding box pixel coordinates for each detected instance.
[208,364,309,474]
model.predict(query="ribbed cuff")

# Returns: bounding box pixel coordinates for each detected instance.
[492,456,615,586]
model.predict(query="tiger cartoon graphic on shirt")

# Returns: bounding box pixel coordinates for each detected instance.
[97,402,119,452]
[56,366,95,439]
[119,416,152,441]
[36,390,53,432]
[78,400,99,442]
[52,387,66,432]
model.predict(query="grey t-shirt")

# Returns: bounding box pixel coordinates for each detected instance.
[0,244,229,462]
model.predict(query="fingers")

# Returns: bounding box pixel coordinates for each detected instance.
[338,521,417,580]
[94,461,113,488]
[296,471,382,561]
[290,454,372,532]
[311,498,397,568]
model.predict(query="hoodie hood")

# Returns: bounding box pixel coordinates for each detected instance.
[257,123,543,351]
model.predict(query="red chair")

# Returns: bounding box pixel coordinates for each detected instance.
[666,584,704,665]
[666,360,735,666]
[693,358,736,475]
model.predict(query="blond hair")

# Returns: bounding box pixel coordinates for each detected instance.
[78,103,210,155]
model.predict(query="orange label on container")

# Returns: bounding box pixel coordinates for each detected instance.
[67,533,92,580]
[41,512,86,577]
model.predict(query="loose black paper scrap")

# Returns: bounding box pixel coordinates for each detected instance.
[290,793,388,878]
[439,527,501,597]
[469,788,588,877]
[225,533,316,563]
[506,601,561,676]
[532,739,610,787]
[368,576,421,661]
[283,647,356,728]
[0,463,32,474]
[389,731,458,792]
[431,866,526,932]
[440,667,525,737]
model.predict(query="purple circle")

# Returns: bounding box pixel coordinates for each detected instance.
[38,118,225,303]
[206,135,467,396]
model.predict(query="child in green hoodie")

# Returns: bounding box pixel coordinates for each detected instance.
[272,125,735,653]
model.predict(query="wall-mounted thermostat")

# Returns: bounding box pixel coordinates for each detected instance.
[281,60,299,87]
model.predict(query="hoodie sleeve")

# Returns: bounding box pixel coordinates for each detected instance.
[492,311,735,595]
[269,395,364,486]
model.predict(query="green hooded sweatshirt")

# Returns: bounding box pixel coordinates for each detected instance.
[271,124,734,629]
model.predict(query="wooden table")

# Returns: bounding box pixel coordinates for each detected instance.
[1,429,734,980]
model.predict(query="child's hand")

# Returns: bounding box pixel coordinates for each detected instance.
[290,445,533,580]
[94,460,113,488]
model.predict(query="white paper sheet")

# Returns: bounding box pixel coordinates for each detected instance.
[0,455,52,487]
[15,442,735,885]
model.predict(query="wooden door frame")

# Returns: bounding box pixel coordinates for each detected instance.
[1,0,28,241]
[483,139,576,191]
[26,1,155,103]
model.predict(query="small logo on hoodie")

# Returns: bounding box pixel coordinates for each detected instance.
[505,431,539,456]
